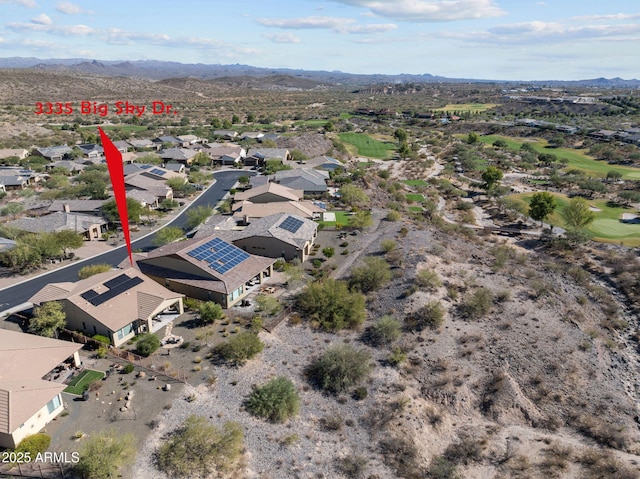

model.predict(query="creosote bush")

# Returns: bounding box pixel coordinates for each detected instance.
[349,256,392,293]
[136,333,161,357]
[365,315,402,346]
[245,376,300,423]
[307,344,373,394]
[14,434,51,457]
[297,278,366,330]
[405,301,445,331]
[415,269,442,291]
[215,331,264,366]
[458,287,493,319]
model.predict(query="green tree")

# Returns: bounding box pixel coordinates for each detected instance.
[528,192,557,225]
[394,128,408,143]
[349,210,374,229]
[231,114,240,124]
[618,190,640,205]
[398,141,411,159]
[324,121,335,132]
[340,185,369,206]
[159,198,179,210]
[549,136,566,148]
[307,344,373,394]
[185,205,213,229]
[157,416,243,479]
[246,112,256,123]
[238,175,250,187]
[74,431,136,479]
[78,263,112,279]
[246,377,300,423]
[349,256,392,293]
[153,226,184,246]
[606,170,623,182]
[198,301,224,325]
[136,333,161,357]
[297,278,366,330]
[166,177,195,198]
[290,149,309,163]
[481,166,503,191]
[322,247,335,258]
[215,332,264,366]
[54,230,83,257]
[192,151,211,167]
[562,197,596,230]
[102,197,144,224]
[467,132,478,144]
[30,301,66,338]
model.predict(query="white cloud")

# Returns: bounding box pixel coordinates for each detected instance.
[258,15,396,34]
[328,0,506,22]
[8,21,93,36]
[0,0,37,7]
[31,13,52,25]
[56,1,92,14]
[264,33,301,44]
[572,13,640,22]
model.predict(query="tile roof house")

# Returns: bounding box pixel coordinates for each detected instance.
[200,213,318,262]
[133,237,275,308]
[128,139,158,150]
[213,130,238,140]
[124,171,175,202]
[35,145,73,161]
[0,329,81,448]
[207,143,246,166]
[0,148,29,161]
[152,136,182,147]
[48,160,86,174]
[112,140,131,154]
[234,182,304,203]
[245,148,291,167]
[159,148,197,165]
[7,212,107,240]
[48,199,109,214]
[29,268,184,347]
[77,143,104,159]
[273,168,329,195]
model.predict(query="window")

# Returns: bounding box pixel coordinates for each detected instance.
[46,394,62,414]
[116,323,134,340]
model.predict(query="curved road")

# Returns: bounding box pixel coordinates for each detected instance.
[0,170,249,311]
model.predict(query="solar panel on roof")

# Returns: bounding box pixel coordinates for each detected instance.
[140,164,152,169]
[80,289,99,302]
[84,276,144,306]
[150,168,166,176]
[278,216,304,233]
[186,238,250,275]
[104,273,129,290]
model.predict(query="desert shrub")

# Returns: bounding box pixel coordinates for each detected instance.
[428,456,459,479]
[458,287,493,319]
[157,415,243,478]
[349,256,392,293]
[183,297,202,311]
[297,278,366,330]
[388,347,407,367]
[443,433,483,465]
[136,334,161,357]
[379,436,425,478]
[381,239,397,253]
[491,244,514,270]
[307,344,373,394]
[95,346,108,359]
[245,377,300,423]
[337,455,369,478]
[78,263,112,279]
[215,332,264,366]
[386,210,402,221]
[198,301,224,324]
[255,294,282,316]
[321,413,344,431]
[74,431,135,479]
[322,247,335,258]
[405,301,445,331]
[415,269,442,290]
[122,363,134,374]
[366,315,402,346]
[578,448,637,479]
[14,434,50,456]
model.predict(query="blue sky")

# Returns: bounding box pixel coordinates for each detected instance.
[0,0,639,80]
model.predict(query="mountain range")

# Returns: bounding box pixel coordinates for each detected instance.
[1,57,639,88]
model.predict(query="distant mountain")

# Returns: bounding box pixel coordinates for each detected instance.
[0,57,639,88]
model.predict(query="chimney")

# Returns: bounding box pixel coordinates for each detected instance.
[63,203,70,213]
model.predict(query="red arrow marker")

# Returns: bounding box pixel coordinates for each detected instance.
[98,127,133,266]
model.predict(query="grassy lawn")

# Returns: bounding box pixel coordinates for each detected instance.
[406,193,425,202]
[408,206,423,213]
[317,211,351,228]
[506,192,640,246]
[337,133,396,159]
[403,179,429,187]
[293,119,327,128]
[476,134,640,179]
[435,103,498,112]
[64,369,104,396]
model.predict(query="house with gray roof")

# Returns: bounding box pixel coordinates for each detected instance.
[128,139,158,150]
[35,145,73,161]
[133,236,275,308]
[273,168,329,195]
[213,130,238,140]
[199,213,317,262]
[152,136,182,147]
[112,140,131,153]
[245,148,291,167]
[0,148,29,161]
[159,147,197,165]
[7,212,107,240]
[48,199,109,214]
[77,143,103,159]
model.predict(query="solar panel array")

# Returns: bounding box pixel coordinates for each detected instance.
[150,168,166,177]
[278,216,304,234]
[186,238,250,275]
[79,275,144,306]
[140,164,153,170]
